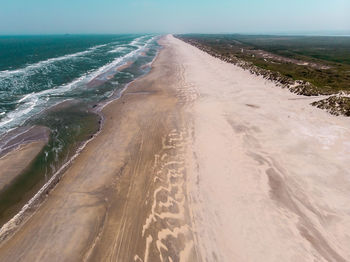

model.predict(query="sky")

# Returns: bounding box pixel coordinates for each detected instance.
[0,0,349,35]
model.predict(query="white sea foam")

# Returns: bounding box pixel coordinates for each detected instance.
[148,35,158,44]
[0,36,157,133]
[0,35,160,241]
[0,74,86,131]
[130,35,149,47]
[0,43,109,79]
[108,45,129,53]
[18,93,34,103]
[0,95,39,129]
[84,37,151,82]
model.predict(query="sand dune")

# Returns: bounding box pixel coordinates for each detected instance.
[0,35,349,261]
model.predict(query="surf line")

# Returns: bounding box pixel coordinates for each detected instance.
[0,36,162,246]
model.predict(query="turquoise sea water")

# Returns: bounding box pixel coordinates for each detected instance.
[0,34,159,133]
[0,34,160,225]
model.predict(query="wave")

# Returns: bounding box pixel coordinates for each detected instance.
[130,35,148,46]
[0,43,109,79]
[146,35,157,44]
[79,35,158,82]
[18,93,34,103]
[0,35,161,240]
[108,46,128,54]
[0,36,153,81]
[0,35,157,133]
[107,36,151,54]
[0,74,86,131]
[84,37,152,83]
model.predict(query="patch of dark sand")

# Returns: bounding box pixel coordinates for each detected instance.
[0,141,47,192]
[0,125,50,192]
[0,126,50,158]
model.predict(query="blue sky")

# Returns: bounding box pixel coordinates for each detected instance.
[0,0,349,34]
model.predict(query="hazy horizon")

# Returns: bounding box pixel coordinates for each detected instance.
[1,32,350,37]
[0,0,349,35]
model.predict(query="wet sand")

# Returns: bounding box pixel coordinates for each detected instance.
[0,126,49,158]
[0,36,198,261]
[0,141,46,192]
[0,126,50,192]
[0,35,350,262]
[87,61,134,88]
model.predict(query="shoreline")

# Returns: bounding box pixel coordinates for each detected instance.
[0,125,50,158]
[0,47,162,244]
[0,35,349,261]
[0,34,198,261]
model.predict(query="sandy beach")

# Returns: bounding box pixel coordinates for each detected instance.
[174,36,350,261]
[0,35,349,262]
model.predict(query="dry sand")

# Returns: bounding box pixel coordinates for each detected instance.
[170,35,350,261]
[0,35,349,262]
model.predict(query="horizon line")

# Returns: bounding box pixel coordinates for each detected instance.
[1,31,350,37]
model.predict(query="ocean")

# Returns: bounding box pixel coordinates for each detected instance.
[0,34,160,225]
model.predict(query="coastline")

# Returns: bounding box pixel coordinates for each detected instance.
[0,35,199,261]
[0,48,161,243]
[0,34,349,261]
